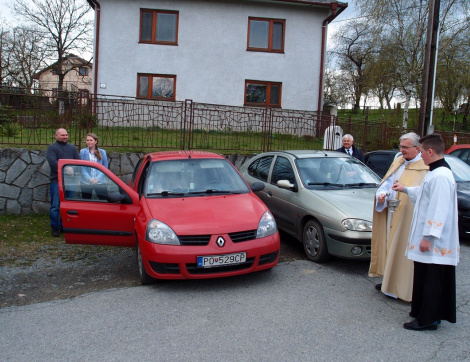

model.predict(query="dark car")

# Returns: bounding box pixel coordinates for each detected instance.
[364,150,470,240]
[363,150,400,178]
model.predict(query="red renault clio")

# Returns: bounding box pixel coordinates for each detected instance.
[58,151,280,284]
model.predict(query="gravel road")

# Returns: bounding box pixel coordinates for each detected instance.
[0,232,306,308]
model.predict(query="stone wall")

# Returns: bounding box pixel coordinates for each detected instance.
[0,148,251,215]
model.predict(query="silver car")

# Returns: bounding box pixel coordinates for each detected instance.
[239,150,381,262]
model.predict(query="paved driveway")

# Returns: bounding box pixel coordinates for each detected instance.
[1,243,469,361]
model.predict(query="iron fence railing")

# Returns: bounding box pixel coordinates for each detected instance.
[4,87,463,154]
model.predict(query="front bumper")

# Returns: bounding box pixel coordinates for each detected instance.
[138,233,280,279]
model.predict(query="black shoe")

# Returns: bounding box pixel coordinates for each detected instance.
[52,228,60,237]
[403,319,437,331]
[375,283,382,291]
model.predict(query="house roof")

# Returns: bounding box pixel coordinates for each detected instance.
[87,0,347,10]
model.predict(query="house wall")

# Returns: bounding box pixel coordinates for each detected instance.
[93,0,330,111]
[38,67,92,92]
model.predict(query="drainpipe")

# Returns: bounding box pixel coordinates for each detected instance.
[318,2,347,115]
[87,0,101,99]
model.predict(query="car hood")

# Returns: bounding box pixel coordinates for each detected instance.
[311,188,375,221]
[144,193,267,234]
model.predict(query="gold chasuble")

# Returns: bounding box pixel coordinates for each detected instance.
[369,156,428,302]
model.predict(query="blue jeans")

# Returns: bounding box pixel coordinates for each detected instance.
[50,182,75,230]
[50,182,61,230]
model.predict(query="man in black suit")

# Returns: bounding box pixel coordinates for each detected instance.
[336,134,365,163]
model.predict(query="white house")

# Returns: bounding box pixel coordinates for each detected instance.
[86,0,347,112]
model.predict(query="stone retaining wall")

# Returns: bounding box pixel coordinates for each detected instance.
[0,148,251,215]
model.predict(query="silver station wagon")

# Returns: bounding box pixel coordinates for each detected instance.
[239,150,381,262]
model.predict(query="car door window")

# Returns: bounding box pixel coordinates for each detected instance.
[271,156,295,185]
[62,164,121,202]
[247,156,273,182]
[460,149,470,165]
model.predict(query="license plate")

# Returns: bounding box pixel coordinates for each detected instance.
[197,252,246,268]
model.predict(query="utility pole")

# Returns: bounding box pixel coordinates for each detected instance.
[418,0,441,136]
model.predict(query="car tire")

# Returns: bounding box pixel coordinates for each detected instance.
[302,220,329,263]
[136,242,156,285]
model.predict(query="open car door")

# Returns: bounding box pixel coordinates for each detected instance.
[58,159,140,246]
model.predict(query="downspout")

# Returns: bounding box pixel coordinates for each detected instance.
[317,2,347,114]
[87,0,101,99]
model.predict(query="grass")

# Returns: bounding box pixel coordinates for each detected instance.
[0,213,116,267]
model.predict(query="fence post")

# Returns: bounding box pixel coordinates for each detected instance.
[363,115,368,152]
[262,107,273,152]
[182,99,193,150]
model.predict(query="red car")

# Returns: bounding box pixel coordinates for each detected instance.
[58,151,280,284]
[445,144,470,166]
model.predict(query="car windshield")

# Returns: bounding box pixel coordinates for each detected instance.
[297,157,381,188]
[145,158,250,197]
[445,156,470,182]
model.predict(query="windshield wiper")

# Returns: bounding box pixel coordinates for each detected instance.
[344,183,378,187]
[188,189,240,194]
[307,182,344,187]
[147,191,185,196]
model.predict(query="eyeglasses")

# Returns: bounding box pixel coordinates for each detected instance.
[399,145,416,149]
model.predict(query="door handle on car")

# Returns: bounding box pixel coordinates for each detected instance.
[67,210,79,215]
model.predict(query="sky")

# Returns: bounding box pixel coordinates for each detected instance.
[0,0,15,24]
[328,1,359,39]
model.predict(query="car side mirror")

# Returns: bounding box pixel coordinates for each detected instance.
[277,180,298,192]
[250,181,265,192]
[107,191,132,204]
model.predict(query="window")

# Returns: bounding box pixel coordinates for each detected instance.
[79,67,89,76]
[63,165,122,202]
[245,80,281,107]
[271,157,295,185]
[247,156,274,182]
[137,74,176,100]
[247,17,285,52]
[140,9,178,45]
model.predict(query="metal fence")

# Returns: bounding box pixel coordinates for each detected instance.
[1,88,465,154]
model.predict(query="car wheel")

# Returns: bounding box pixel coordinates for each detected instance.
[136,242,156,285]
[302,220,329,263]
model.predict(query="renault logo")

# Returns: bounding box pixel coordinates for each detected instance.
[216,236,225,247]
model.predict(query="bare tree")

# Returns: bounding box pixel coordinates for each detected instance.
[13,0,93,92]
[331,19,377,113]
[8,25,50,90]
[353,0,469,129]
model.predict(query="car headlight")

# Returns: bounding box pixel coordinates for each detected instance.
[146,219,180,245]
[256,211,277,238]
[341,218,372,232]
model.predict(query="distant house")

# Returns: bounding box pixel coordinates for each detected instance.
[86,0,346,112]
[33,54,93,96]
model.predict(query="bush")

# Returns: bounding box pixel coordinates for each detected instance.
[0,105,15,124]
[0,122,22,137]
